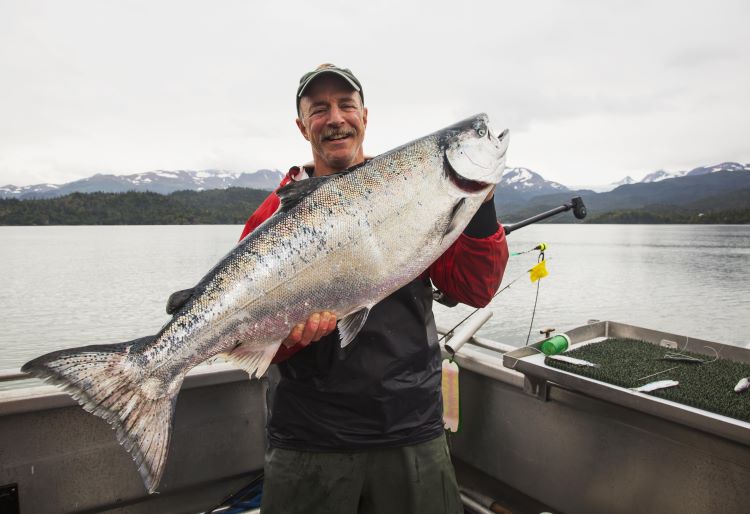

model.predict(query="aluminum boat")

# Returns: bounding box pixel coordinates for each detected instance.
[1,320,749,513]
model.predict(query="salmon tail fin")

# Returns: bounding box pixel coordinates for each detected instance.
[21,337,179,493]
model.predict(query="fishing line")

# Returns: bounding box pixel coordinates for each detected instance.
[437,272,525,345]
[436,244,546,345]
[667,336,720,363]
[511,242,547,256]
[641,338,720,380]
[637,366,680,382]
[524,251,545,346]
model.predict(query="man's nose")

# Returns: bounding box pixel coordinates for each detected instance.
[327,105,345,125]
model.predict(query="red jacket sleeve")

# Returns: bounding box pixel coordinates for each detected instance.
[427,198,509,307]
[428,227,509,307]
[239,168,300,241]
[239,192,280,241]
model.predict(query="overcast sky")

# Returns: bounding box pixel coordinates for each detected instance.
[1,0,749,188]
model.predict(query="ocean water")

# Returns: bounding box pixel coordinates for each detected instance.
[1,224,749,373]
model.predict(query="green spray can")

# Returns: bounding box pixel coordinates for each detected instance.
[540,334,570,356]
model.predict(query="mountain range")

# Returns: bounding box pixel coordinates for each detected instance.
[2,162,749,224]
[3,162,748,201]
[492,162,750,223]
[0,169,284,199]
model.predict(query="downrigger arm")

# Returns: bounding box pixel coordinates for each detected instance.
[433,196,587,307]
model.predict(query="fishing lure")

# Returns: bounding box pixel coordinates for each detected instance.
[659,353,705,364]
[633,380,679,393]
[548,355,599,367]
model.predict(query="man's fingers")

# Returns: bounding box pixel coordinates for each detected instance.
[312,312,336,341]
[282,324,304,348]
[311,312,328,342]
[325,313,337,334]
[282,312,338,349]
[299,313,321,346]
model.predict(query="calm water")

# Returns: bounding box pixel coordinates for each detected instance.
[1,225,749,372]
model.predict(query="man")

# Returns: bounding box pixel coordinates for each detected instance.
[239,64,509,514]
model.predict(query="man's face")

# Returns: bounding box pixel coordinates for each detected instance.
[296,74,368,176]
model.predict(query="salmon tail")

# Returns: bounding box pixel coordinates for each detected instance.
[21,337,179,493]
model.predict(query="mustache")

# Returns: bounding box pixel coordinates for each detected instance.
[322,129,355,140]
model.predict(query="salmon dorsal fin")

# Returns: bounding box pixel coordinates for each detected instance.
[276,169,354,213]
[166,287,195,315]
[276,175,334,212]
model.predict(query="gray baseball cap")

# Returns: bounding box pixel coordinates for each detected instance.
[296,64,364,114]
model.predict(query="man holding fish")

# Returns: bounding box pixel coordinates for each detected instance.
[22,64,511,506]
[241,64,509,514]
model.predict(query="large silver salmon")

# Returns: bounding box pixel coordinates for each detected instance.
[22,114,509,492]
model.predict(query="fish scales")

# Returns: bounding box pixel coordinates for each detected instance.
[155,138,473,377]
[22,114,509,492]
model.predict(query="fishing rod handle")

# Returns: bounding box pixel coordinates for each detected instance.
[444,309,494,356]
[503,196,587,235]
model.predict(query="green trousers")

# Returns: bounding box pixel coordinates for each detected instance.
[261,433,462,514]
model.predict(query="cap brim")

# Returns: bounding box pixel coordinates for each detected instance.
[297,69,361,98]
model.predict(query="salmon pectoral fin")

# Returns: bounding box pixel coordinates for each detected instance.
[338,306,372,348]
[220,342,279,379]
[21,336,179,494]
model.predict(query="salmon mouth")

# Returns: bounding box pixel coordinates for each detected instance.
[443,154,492,193]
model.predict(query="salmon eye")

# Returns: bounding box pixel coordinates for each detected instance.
[475,125,487,137]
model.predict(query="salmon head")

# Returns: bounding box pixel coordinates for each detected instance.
[438,113,509,197]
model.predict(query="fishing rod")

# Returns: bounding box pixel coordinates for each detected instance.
[434,196,587,307]
[502,196,587,236]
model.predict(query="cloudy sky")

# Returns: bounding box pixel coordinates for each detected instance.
[1,0,748,188]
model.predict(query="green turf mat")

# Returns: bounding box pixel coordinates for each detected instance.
[545,338,750,423]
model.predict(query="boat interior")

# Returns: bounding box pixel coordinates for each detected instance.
[1,321,749,514]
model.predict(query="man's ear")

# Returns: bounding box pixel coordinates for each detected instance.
[296,118,310,141]
[362,107,368,129]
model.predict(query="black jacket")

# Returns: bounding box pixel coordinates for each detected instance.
[267,277,443,450]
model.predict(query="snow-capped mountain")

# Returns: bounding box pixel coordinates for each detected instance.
[0,169,284,199]
[612,176,636,187]
[0,183,62,197]
[581,162,750,192]
[640,162,749,183]
[498,167,568,196]
[640,169,681,183]
[683,162,749,177]
[2,162,746,202]
[581,175,637,193]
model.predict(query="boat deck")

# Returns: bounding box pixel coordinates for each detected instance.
[1,321,749,513]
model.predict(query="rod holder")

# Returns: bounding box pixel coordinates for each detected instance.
[444,309,494,356]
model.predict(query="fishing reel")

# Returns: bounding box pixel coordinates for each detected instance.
[433,289,459,307]
[570,196,587,220]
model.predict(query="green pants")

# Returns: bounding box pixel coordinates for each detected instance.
[261,433,462,514]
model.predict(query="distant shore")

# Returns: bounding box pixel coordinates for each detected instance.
[1,189,748,225]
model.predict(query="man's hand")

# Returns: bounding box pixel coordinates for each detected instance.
[484,185,496,203]
[282,311,337,348]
